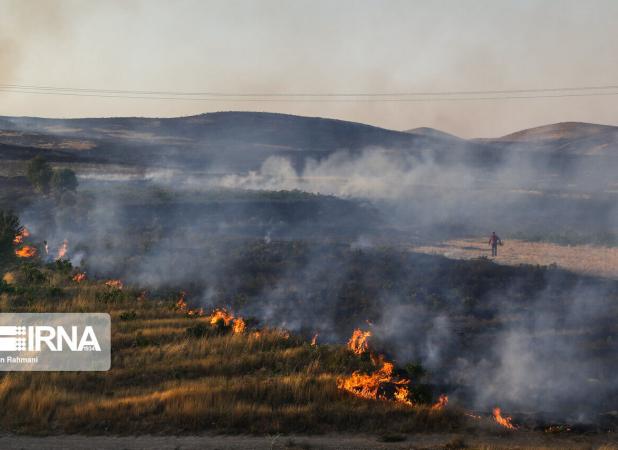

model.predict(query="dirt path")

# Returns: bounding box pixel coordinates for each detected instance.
[0,432,616,450]
[411,238,618,280]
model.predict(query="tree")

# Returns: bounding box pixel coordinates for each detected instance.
[51,168,78,193]
[0,211,21,261]
[26,156,53,193]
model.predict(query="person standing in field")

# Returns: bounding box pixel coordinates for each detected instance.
[488,232,502,257]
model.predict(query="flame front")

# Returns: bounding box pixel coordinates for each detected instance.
[13,228,30,245]
[431,394,449,410]
[56,240,68,260]
[311,333,318,346]
[493,407,516,430]
[72,272,87,283]
[105,279,123,290]
[207,308,246,334]
[176,292,188,311]
[337,361,413,406]
[232,317,246,334]
[347,328,372,355]
[208,308,235,326]
[339,329,450,409]
[15,245,37,258]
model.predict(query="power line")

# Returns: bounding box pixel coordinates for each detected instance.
[1,84,618,103]
[1,88,618,103]
[1,82,618,97]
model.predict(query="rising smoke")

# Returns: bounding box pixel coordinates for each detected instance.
[13,129,618,422]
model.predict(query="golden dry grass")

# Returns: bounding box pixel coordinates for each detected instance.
[0,270,460,435]
[412,238,618,280]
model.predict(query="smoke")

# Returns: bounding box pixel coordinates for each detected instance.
[12,128,618,423]
[0,1,75,83]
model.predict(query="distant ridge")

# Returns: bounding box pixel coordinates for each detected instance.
[496,122,618,142]
[404,127,463,141]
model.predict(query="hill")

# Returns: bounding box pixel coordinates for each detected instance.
[404,127,463,142]
[497,122,618,142]
[0,112,493,171]
[478,122,618,156]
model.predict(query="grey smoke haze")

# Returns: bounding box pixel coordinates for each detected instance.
[13,130,618,422]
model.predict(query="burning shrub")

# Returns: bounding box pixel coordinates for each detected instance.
[72,272,87,283]
[56,240,69,260]
[347,328,372,356]
[338,329,445,408]
[12,227,29,245]
[493,407,516,430]
[205,308,246,334]
[15,245,38,258]
[105,279,123,290]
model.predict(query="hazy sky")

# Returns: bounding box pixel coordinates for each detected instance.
[1,0,617,137]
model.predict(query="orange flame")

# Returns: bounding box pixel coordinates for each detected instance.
[233,317,246,334]
[105,279,123,290]
[13,227,30,245]
[347,328,372,355]
[431,394,449,410]
[176,292,188,311]
[206,308,246,333]
[493,407,516,430]
[15,245,37,258]
[338,361,413,406]
[72,272,87,283]
[56,240,68,260]
[311,333,318,346]
[208,308,235,326]
[187,307,204,317]
[175,292,206,317]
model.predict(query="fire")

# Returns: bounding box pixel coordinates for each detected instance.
[493,407,516,430]
[72,272,87,283]
[176,292,188,311]
[13,227,30,245]
[105,279,123,290]
[431,394,449,410]
[206,308,246,333]
[175,292,206,317]
[208,308,235,326]
[347,328,372,355]
[187,307,204,317]
[56,240,68,260]
[232,317,246,334]
[15,245,37,258]
[339,329,450,410]
[337,361,413,406]
[311,333,318,346]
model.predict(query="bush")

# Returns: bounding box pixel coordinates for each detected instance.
[0,210,21,263]
[19,263,47,284]
[51,168,78,193]
[26,156,53,194]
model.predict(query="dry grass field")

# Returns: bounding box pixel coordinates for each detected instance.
[2,252,618,448]
[412,238,618,280]
[0,266,461,436]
